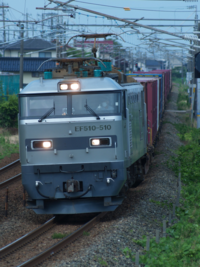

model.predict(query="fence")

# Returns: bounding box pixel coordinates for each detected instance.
[0,73,20,101]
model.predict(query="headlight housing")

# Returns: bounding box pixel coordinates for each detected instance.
[58,81,80,92]
[90,138,111,147]
[70,83,79,90]
[32,140,53,149]
[60,84,68,90]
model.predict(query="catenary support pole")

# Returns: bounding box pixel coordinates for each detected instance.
[19,24,24,90]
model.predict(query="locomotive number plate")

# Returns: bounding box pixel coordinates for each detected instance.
[75,125,111,131]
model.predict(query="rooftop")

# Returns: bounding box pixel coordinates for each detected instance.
[0,38,56,51]
[0,57,55,72]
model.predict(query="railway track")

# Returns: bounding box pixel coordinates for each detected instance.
[0,212,107,267]
[0,159,20,174]
[0,173,21,190]
[0,159,21,190]
[0,217,56,259]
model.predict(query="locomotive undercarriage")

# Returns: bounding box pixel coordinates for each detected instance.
[23,155,149,214]
[23,161,126,214]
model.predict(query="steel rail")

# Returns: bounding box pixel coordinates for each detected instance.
[18,212,107,267]
[0,217,56,258]
[0,159,20,174]
[0,173,21,190]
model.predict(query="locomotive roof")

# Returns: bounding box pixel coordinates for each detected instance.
[20,77,142,94]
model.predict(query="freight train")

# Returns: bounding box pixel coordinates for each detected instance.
[18,34,171,215]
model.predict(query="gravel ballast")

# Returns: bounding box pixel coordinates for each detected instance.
[0,83,184,267]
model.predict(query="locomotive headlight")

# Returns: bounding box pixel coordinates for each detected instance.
[91,139,100,146]
[90,138,111,146]
[32,140,53,149]
[70,83,79,90]
[60,84,68,90]
[42,141,52,148]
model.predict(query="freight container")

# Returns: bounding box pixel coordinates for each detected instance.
[149,70,172,103]
[132,77,160,132]
[129,78,158,146]
[126,73,164,120]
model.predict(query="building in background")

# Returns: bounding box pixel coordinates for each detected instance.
[0,38,57,86]
[145,59,166,71]
[0,57,55,86]
[0,38,56,58]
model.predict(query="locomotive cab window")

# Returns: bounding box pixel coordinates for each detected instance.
[19,92,122,119]
[20,95,68,119]
[72,92,121,116]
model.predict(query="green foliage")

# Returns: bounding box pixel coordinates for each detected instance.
[172,66,187,81]
[83,231,90,236]
[0,80,4,104]
[0,132,19,160]
[0,94,18,127]
[177,84,190,110]
[123,123,200,266]
[51,232,67,239]
[149,199,171,209]
[97,257,108,266]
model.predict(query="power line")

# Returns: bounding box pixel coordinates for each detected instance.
[47,0,200,42]
[74,0,200,13]
[58,23,197,27]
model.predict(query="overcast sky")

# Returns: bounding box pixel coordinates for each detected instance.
[7,0,199,19]
[5,0,200,60]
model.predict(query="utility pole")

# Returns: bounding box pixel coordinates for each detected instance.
[19,24,24,90]
[26,13,28,38]
[196,22,200,128]
[32,24,34,37]
[51,15,53,41]
[2,2,6,42]
[187,5,198,125]
[81,37,84,57]
[182,49,184,84]
[132,54,134,72]
[63,21,66,58]
[56,37,59,57]
[42,13,45,37]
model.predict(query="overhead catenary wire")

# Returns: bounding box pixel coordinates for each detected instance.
[3,1,194,67]
[47,0,200,42]
[71,0,200,13]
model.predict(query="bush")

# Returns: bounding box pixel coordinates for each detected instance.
[0,133,19,160]
[0,95,18,127]
[177,85,190,110]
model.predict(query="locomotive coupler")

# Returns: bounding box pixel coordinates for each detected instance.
[66,180,80,192]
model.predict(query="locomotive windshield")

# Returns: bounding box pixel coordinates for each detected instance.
[20,92,121,119]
